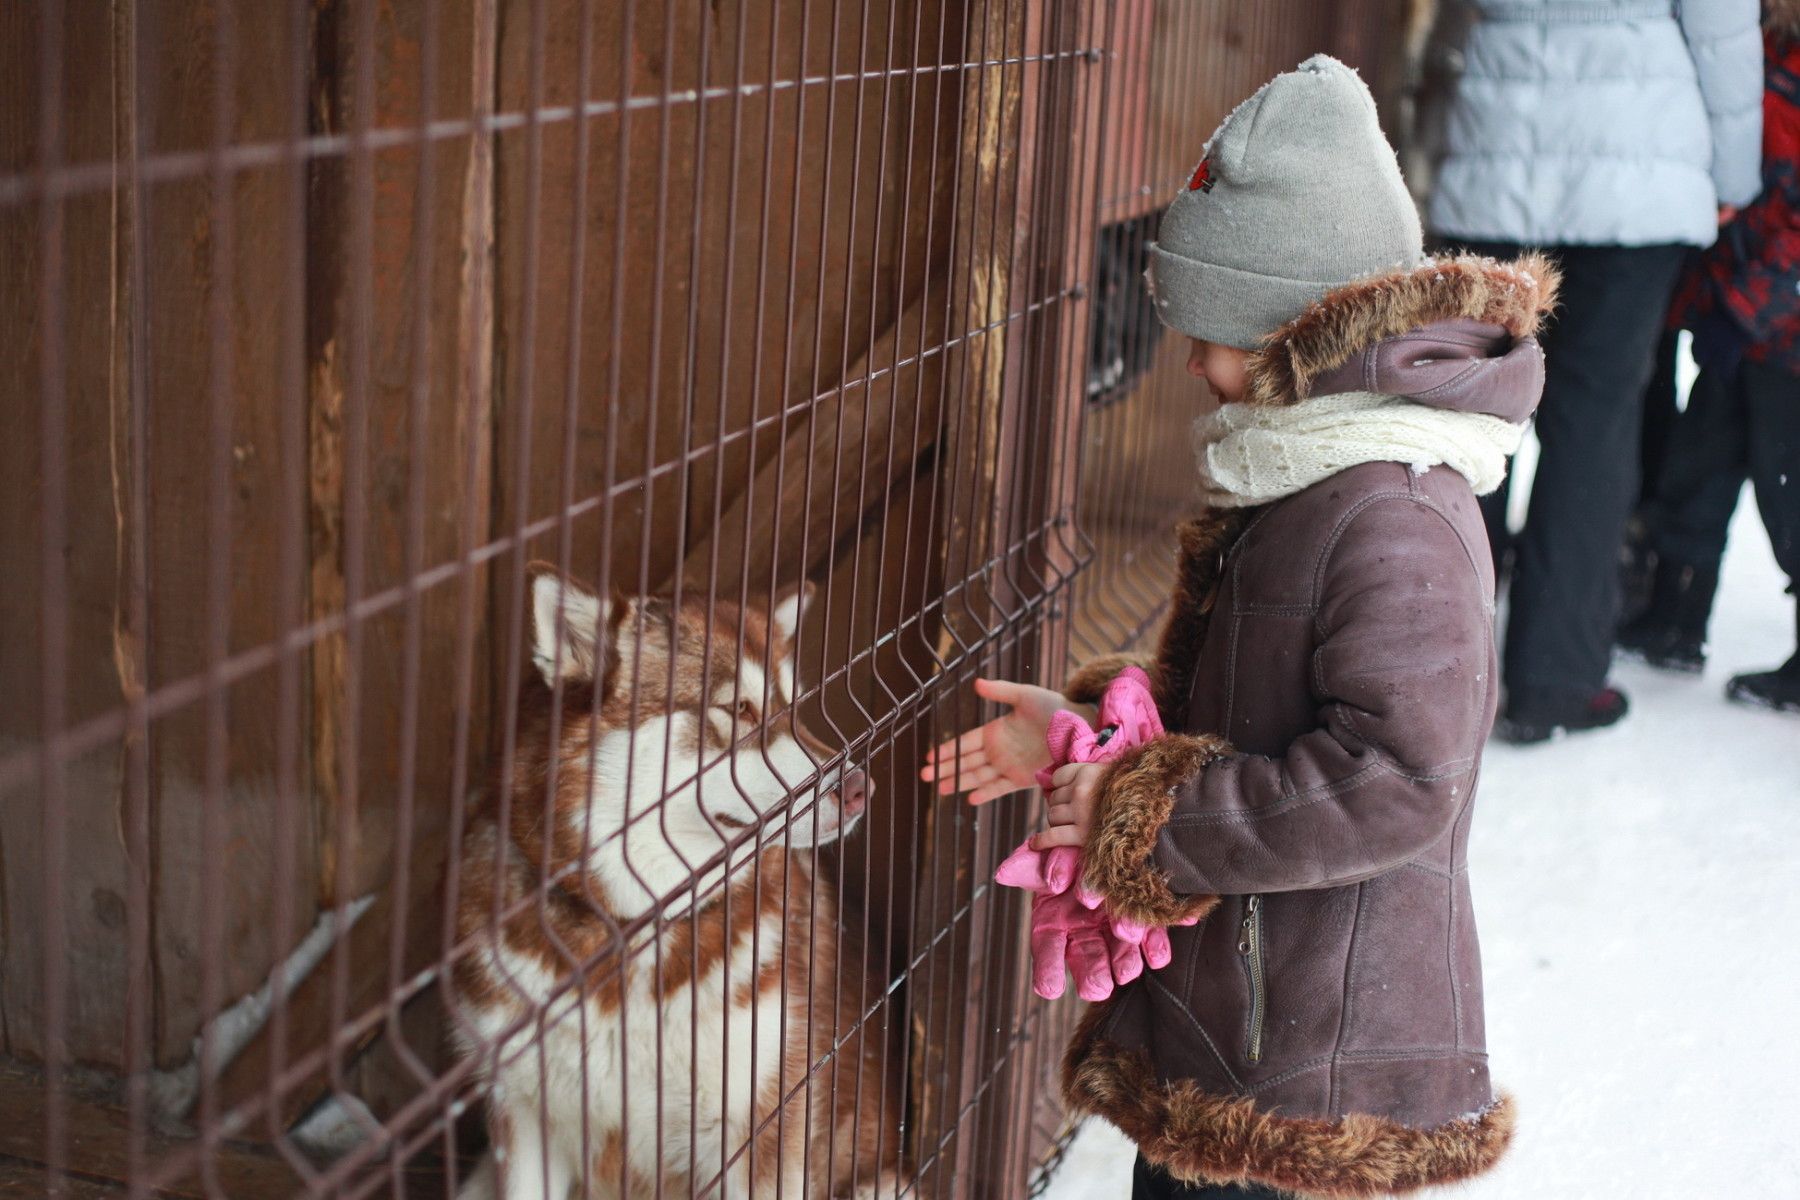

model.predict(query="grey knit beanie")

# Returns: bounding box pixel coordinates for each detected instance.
[1147,55,1425,350]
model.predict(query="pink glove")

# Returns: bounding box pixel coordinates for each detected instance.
[1028,890,1204,1000]
[997,841,1140,937]
[995,666,1199,999]
[1030,888,1139,1001]
[1036,666,1161,782]
[1000,665,1165,904]
[995,841,1084,897]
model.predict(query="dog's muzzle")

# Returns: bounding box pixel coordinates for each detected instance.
[835,767,871,819]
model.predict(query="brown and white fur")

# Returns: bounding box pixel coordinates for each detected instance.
[451,566,904,1198]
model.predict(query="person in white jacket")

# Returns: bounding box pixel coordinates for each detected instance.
[1425,0,1761,743]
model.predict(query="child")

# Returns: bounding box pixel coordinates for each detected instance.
[1619,0,1800,712]
[924,57,1551,1199]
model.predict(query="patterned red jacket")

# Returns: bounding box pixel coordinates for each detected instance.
[1671,19,1800,373]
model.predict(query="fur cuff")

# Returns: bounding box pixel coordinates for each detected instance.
[1063,655,1157,707]
[1081,734,1231,927]
[1062,1015,1516,1199]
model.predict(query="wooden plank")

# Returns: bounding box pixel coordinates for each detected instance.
[802,470,954,1187]
[341,977,452,1125]
[677,0,963,580]
[951,6,1044,1192]
[0,0,24,1060]
[0,0,149,1072]
[308,0,494,915]
[0,1158,129,1199]
[971,2,1095,1189]
[1041,0,1108,645]
[0,1059,304,1199]
[674,290,950,592]
[903,0,1030,1192]
[258,0,496,1136]
[488,0,959,599]
[134,0,320,1069]
[1097,0,1156,222]
[486,0,707,677]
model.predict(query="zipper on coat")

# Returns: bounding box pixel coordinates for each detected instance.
[1238,895,1266,1064]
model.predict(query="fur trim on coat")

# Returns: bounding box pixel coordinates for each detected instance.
[1061,1005,1516,1199]
[1241,252,1559,408]
[1080,734,1230,927]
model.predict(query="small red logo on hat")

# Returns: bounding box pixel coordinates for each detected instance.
[1187,157,1214,193]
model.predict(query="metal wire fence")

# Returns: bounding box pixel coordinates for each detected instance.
[0,1,1406,1195]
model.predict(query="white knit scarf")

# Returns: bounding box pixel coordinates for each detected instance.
[1194,390,1526,509]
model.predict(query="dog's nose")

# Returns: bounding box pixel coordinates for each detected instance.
[839,768,870,817]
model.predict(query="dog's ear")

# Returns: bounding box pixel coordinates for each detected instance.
[769,581,815,645]
[527,563,614,684]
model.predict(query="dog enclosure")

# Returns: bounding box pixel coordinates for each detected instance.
[0,1,1410,1195]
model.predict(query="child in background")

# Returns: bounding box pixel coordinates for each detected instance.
[1619,0,1800,713]
[924,57,1549,1199]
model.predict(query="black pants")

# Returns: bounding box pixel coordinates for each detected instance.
[1131,1155,1287,1200]
[1638,328,1684,511]
[1456,241,1689,698]
[1646,360,1800,588]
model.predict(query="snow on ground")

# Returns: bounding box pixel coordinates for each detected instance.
[1045,496,1800,1199]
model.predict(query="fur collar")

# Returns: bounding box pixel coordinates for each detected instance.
[1242,253,1560,407]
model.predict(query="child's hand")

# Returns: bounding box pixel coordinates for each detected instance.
[922,679,1088,806]
[1032,761,1109,850]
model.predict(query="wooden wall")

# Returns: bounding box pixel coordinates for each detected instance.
[1,0,325,1077]
[0,0,982,1133]
[0,1,1412,1193]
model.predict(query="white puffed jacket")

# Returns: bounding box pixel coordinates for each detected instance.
[1427,0,1762,248]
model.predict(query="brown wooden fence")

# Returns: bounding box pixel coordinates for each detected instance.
[0,1,1409,1195]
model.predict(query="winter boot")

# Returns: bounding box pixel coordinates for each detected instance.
[1495,685,1631,745]
[1616,559,1719,674]
[1725,603,1800,714]
[1727,653,1800,713]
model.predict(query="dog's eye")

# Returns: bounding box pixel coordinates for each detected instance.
[711,700,759,730]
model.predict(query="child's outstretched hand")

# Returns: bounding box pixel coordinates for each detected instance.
[921,678,1087,806]
[1033,760,1108,850]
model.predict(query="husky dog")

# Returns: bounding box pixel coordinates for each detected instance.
[452,566,904,1199]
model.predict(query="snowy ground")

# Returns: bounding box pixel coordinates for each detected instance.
[1044,494,1800,1199]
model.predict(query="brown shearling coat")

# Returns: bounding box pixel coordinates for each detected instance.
[1060,254,1557,1199]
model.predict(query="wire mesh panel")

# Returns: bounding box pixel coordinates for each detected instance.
[0,1,1405,1196]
